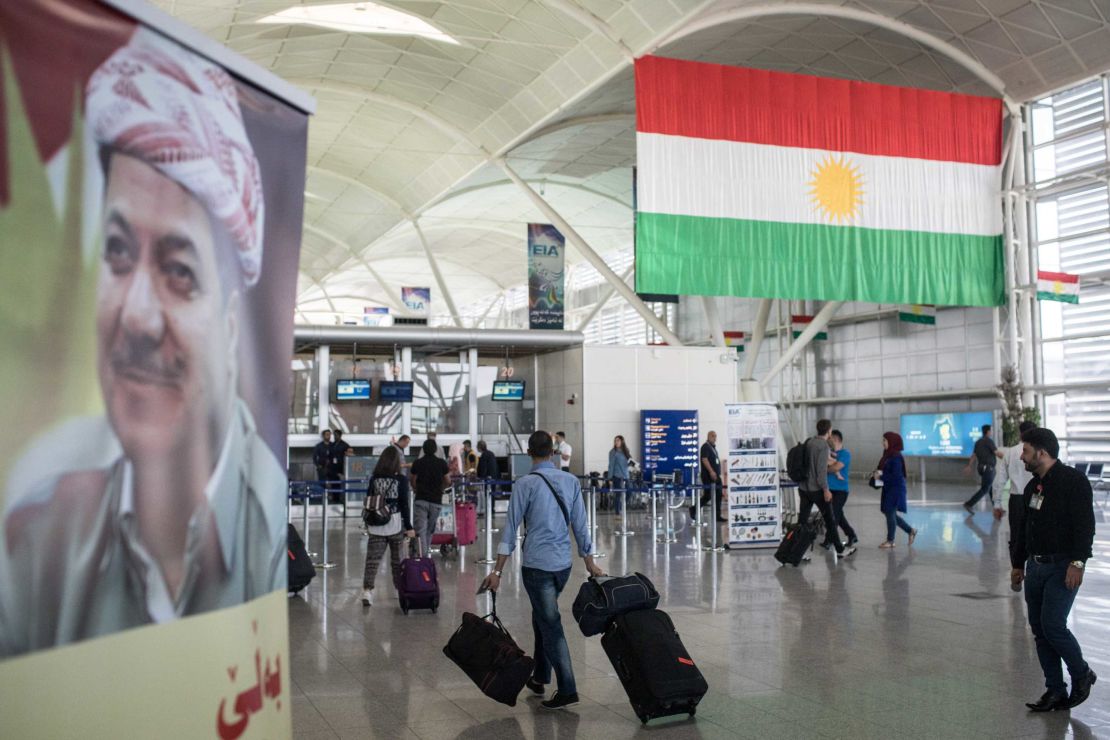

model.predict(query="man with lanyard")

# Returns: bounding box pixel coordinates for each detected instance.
[1011,427,1097,711]
[481,431,604,710]
[691,431,725,522]
[963,424,998,513]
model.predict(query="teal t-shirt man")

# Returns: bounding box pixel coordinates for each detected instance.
[829,448,851,492]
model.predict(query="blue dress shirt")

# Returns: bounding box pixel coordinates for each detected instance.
[498,461,593,571]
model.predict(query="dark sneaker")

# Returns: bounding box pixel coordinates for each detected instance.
[1069,670,1097,709]
[1026,690,1070,712]
[688,506,696,521]
[540,692,579,710]
[524,678,545,696]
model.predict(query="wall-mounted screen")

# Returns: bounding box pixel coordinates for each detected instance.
[335,379,371,400]
[492,380,526,401]
[900,411,994,457]
[379,381,414,403]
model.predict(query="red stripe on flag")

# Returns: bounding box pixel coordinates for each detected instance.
[1037,270,1079,283]
[791,315,814,324]
[635,56,1003,166]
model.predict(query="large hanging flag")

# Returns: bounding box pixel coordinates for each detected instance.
[634,56,1005,307]
[1036,270,1080,303]
[898,304,936,324]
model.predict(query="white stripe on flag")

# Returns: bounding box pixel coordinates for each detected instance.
[637,132,1001,236]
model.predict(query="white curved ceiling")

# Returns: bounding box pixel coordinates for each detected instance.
[152,0,1110,324]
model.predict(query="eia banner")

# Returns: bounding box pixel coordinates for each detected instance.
[0,2,309,737]
[527,223,565,330]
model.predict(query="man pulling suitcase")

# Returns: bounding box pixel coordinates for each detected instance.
[480,431,604,710]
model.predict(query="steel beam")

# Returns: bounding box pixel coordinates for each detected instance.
[412,219,462,327]
[742,299,773,379]
[576,264,634,332]
[760,302,842,388]
[701,297,725,347]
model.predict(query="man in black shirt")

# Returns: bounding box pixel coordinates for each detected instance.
[476,440,498,479]
[963,424,998,512]
[410,439,451,556]
[331,429,353,478]
[313,430,333,481]
[1010,428,1097,711]
[690,431,725,523]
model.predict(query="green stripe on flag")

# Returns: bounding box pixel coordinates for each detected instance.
[1037,291,1079,304]
[635,212,1005,306]
[792,330,827,340]
[898,312,936,325]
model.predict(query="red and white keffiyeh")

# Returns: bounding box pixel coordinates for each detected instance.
[86,28,264,286]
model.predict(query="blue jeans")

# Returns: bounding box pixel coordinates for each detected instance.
[611,478,626,514]
[965,465,996,508]
[884,508,912,542]
[1024,559,1089,693]
[521,566,575,695]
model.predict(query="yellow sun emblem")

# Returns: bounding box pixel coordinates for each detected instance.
[808,154,864,223]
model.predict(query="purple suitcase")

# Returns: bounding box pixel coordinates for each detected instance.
[397,537,439,614]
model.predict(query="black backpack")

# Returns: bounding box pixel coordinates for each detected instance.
[785,440,810,484]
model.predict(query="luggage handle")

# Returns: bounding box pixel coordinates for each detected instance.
[480,591,516,642]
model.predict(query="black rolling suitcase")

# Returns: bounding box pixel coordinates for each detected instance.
[774,522,815,566]
[287,524,316,594]
[601,609,708,725]
[443,593,535,707]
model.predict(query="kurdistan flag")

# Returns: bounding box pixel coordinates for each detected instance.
[1036,270,1079,303]
[899,304,936,324]
[634,56,1006,307]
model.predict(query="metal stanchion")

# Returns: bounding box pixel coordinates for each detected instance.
[589,480,607,559]
[703,483,724,552]
[687,484,703,550]
[314,485,337,569]
[650,485,659,541]
[476,482,497,564]
[614,483,634,536]
[302,485,316,558]
[658,485,678,544]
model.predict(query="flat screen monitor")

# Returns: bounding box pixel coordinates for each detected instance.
[492,380,526,401]
[335,379,371,400]
[900,411,994,457]
[379,381,414,403]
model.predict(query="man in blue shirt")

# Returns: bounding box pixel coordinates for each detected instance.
[823,430,859,549]
[481,431,604,710]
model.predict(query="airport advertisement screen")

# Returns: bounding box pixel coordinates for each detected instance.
[900,411,993,457]
[492,380,526,401]
[336,379,371,400]
[379,381,414,403]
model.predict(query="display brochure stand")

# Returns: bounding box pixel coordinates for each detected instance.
[724,403,782,550]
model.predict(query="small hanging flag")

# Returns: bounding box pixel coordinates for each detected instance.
[791,315,827,340]
[1036,271,1079,304]
[723,331,747,352]
[898,304,936,325]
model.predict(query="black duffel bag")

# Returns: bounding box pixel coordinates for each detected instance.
[443,593,535,706]
[287,523,316,594]
[572,572,660,637]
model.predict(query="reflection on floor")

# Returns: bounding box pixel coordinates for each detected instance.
[289,483,1110,739]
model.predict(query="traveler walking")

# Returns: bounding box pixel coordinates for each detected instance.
[480,431,604,710]
[963,424,998,512]
[824,430,858,548]
[798,420,856,558]
[362,446,415,606]
[331,429,353,477]
[608,435,633,514]
[392,434,412,472]
[690,431,725,522]
[555,431,573,471]
[873,432,917,549]
[476,440,498,479]
[313,430,332,481]
[410,439,451,556]
[1011,427,1097,711]
[995,421,1037,568]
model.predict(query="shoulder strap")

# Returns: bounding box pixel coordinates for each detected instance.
[530,472,570,527]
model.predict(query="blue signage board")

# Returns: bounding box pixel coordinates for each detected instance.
[900,411,994,457]
[640,409,699,481]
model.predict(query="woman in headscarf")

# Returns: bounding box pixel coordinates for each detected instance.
[872,432,917,549]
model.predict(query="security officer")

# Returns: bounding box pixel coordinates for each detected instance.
[1010,427,1097,711]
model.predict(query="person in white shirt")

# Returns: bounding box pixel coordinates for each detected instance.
[555,431,573,472]
[994,421,1037,578]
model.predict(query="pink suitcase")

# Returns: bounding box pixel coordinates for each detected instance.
[432,502,477,547]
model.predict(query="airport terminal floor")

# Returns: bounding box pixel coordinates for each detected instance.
[288,484,1110,740]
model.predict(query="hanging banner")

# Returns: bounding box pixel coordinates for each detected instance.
[527,223,565,330]
[634,55,1005,307]
[791,315,828,340]
[724,403,781,548]
[0,2,309,737]
[362,306,391,326]
[1036,270,1080,303]
[402,286,431,315]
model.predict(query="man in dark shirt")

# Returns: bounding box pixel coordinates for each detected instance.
[963,424,998,512]
[1010,427,1097,712]
[313,430,333,481]
[331,429,353,478]
[690,431,725,522]
[410,439,451,556]
[476,440,498,479]
[797,419,854,558]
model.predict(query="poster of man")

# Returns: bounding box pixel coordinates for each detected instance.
[0,1,307,660]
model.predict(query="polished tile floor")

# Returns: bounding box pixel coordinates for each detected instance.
[288,482,1110,739]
